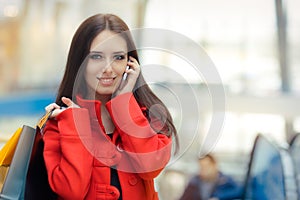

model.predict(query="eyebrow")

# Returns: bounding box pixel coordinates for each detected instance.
[112,51,126,55]
[90,51,103,54]
[89,51,126,55]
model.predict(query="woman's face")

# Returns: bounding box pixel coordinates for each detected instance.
[85,30,128,98]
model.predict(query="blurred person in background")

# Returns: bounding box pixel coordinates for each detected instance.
[43,13,178,200]
[179,154,243,200]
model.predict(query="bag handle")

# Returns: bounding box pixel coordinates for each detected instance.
[37,109,54,130]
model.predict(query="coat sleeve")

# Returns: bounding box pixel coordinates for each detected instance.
[106,92,173,179]
[43,108,94,200]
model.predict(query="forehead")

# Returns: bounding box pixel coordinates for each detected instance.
[90,30,128,53]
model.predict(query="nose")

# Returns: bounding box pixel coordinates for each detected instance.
[102,58,114,73]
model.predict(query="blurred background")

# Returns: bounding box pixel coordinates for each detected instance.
[1,0,300,199]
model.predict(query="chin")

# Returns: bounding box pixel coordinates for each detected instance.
[96,89,114,96]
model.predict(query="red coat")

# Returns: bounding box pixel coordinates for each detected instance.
[43,93,172,200]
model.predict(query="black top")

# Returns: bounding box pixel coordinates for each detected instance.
[108,133,122,200]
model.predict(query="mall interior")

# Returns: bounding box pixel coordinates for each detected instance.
[1,0,300,199]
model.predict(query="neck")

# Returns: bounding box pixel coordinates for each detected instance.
[86,91,112,104]
[85,85,113,103]
[95,93,112,104]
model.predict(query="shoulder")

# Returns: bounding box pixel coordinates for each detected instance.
[42,119,58,134]
[217,172,240,187]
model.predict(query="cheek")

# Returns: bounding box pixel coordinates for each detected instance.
[84,66,98,86]
[85,68,93,81]
[85,62,98,76]
[113,65,127,76]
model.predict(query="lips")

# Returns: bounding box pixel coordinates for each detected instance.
[97,77,116,86]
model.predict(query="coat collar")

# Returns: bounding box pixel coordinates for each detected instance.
[76,95,102,119]
[76,94,148,119]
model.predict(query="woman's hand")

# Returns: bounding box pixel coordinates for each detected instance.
[45,97,79,118]
[115,56,141,96]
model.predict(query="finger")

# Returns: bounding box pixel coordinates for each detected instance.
[123,65,130,74]
[50,109,62,118]
[127,59,140,71]
[61,97,74,107]
[126,68,136,75]
[128,56,138,63]
[45,103,60,112]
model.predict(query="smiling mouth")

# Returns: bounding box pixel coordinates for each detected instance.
[97,77,116,86]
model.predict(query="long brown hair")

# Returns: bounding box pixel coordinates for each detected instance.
[55,13,179,152]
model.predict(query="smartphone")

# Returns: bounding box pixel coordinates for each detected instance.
[119,65,130,90]
[122,65,130,81]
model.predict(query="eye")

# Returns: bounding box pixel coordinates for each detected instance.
[113,54,126,60]
[89,53,103,60]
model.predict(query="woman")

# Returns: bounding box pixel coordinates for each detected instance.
[43,13,178,200]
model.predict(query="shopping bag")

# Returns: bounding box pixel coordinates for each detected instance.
[0,110,57,200]
[25,113,57,200]
[0,128,22,166]
[0,167,9,192]
[0,128,22,191]
[0,125,36,200]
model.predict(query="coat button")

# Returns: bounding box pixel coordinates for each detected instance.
[128,175,138,186]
